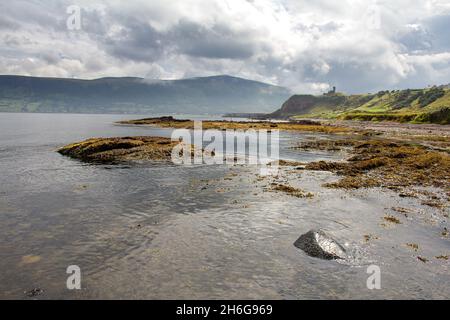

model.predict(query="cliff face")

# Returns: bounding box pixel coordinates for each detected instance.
[269,94,350,118]
[268,87,450,124]
[275,95,317,116]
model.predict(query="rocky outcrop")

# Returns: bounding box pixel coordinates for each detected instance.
[117,116,350,134]
[57,136,179,163]
[294,229,347,260]
[269,94,347,119]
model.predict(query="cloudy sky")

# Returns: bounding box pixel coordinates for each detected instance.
[1,0,450,93]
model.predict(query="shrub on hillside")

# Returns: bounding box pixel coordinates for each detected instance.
[418,87,445,108]
[414,107,450,124]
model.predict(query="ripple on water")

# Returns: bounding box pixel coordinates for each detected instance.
[0,114,449,299]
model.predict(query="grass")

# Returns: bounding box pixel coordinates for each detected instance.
[288,88,450,124]
[336,108,450,124]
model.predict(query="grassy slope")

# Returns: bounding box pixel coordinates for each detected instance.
[0,75,291,114]
[290,87,450,124]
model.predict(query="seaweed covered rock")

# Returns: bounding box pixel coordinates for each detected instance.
[304,139,450,190]
[57,136,180,163]
[117,116,352,134]
[294,229,347,260]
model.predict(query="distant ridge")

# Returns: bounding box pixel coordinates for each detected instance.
[0,74,291,114]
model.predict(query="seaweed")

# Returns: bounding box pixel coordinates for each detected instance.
[304,139,450,191]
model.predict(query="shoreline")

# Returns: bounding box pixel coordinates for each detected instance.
[117,115,450,138]
[60,116,450,202]
[116,116,362,134]
[3,112,448,299]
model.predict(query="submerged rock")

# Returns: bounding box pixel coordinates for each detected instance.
[294,229,347,260]
[25,288,44,297]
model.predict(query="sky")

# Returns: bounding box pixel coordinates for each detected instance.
[0,0,450,94]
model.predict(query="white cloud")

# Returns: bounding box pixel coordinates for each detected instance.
[0,0,449,93]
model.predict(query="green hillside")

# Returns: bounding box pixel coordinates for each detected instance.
[0,75,291,114]
[271,86,450,124]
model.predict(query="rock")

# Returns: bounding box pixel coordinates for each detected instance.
[58,136,211,164]
[417,256,428,263]
[57,136,179,163]
[25,288,44,297]
[294,229,347,260]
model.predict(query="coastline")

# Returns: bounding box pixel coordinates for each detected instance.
[60,116,450,204]
[1,113,448,299]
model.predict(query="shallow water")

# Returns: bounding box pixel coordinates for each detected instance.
[0,113,448,299]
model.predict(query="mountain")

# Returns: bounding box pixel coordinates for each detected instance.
[0,75,291,114]
[269,86,450,124]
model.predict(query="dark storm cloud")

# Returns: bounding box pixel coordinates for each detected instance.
[424,14,450,52]
[398,14,450,53]
[0,16,20,30]
[88,16,258,62]
[172,20,257,59]
[101,21,167,62]
[397,26,432,52]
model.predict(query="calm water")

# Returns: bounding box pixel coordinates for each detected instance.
[0,113,448,299]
